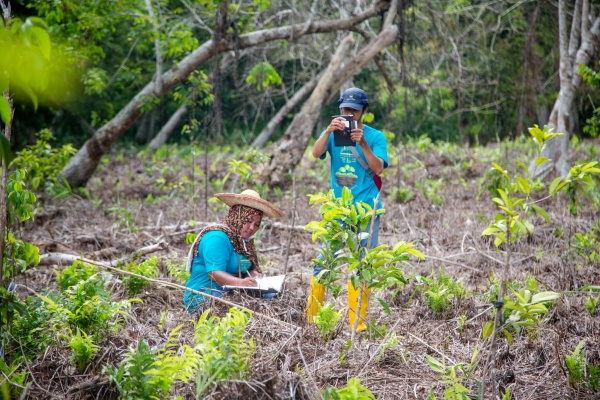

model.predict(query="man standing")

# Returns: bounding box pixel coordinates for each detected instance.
[306,87,389,331]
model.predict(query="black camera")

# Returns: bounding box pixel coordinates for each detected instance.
[331,115,356,147]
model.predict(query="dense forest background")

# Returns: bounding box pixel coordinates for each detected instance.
[8,0,600,154]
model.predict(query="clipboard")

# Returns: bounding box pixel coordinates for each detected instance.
[223,274,286,295]
[332,115,356,147]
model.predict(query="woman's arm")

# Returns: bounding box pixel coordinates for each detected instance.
[208,270,257,287]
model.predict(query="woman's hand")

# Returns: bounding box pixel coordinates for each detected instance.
[248,269,263,279]
[238,277,258,287]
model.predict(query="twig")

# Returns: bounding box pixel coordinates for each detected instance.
[424,254,480,272]
[408,332,456,366]
[283,172,297,276]
[357,317,403,376]
[398,204,414,236]
[296,342,322,399]
[271,327,301,361]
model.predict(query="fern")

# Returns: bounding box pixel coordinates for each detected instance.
[106,325,199,399]
[69,329,98,373]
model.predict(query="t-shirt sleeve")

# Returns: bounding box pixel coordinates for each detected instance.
[372,132,389,169]
[200,232,232,273]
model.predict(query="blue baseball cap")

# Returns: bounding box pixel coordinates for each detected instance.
[337,88,369,110]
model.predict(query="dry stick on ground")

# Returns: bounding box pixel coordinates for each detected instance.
[424,254,480,272]
[39,254,300,331]
[407,332,457,366]
[297,342,323,399]
[357,316,404,377]
[282,172,297,276]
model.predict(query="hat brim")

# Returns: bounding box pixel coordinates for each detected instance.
[339,102,364,110]
[213,193,285,218]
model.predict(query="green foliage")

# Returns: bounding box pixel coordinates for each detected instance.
[425,355,472,400]
[579,63,600,138]
[69,328,99,373]
[0,15,74,112]
[306,188,424,332]
[571,226,600,267]
[482,290,560,344]
[415,178,445,206]
[391,186,415,204]
[194,308,254,395]
[585,296,598,316]
[165,258,190,284]
[375,333,399,363]
[0,357,26,399]
[323,378,376,400]
[55,261,98,291]
[122,256,159,296]
[414,268,467,313]
[314,302,342,342]
[11,295,55,360]
[38,272,131,340]
[106,325,200,399]
[565,340,586,388]
[246,61,282,91]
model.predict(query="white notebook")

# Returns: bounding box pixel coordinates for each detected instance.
[223,274,285,294]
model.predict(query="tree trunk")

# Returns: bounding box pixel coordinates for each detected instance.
[251,73,320,148]
[0,91,13,286]
[148,104,188,149]
[258,1,399,188]
[531,0,600,178]
[59,1,391,188]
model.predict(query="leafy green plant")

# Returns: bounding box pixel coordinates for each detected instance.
[585,296,598,315]
[165,257,190,284]
[415,178,445,206]
[314,302,342,342]
[69,328,99,373]
[122,256,159,296]
[194,308,254,396]
[414,268,467,313]
[39,273,132,340]
[323,377,376,400]
[425,355,472,400]
[565,340,586,388]
[375,333,399,363]
[108,199,138,233]
[9,129,76,194]
[391,186,414,203]
[482,290,560,344]
[306,188,424,337]
[55,260,98,291]
[106,325,199,399]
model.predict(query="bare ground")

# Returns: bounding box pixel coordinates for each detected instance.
[14,140,600,399]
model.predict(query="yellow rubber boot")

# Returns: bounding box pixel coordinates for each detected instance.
[306,277,326,323]
[348,280,370,332]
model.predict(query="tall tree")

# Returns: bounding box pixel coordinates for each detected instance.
[531,0,600,177]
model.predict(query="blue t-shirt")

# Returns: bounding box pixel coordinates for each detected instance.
[184,230,252,312]
[319,124,389,209]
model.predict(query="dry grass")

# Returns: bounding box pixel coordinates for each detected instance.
[16,139,600,399]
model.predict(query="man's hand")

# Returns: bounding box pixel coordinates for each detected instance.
[326,117,347,135]
[350,127,365,145]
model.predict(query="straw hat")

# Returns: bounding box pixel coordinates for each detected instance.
[214,189,285,218]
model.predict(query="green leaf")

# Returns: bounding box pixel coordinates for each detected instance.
[425,354,445,373]
[530,204,550,224]
[0,96,11,124]
[375,297,391,315]
[531,291,561,304]
[549,176,564,195]
[535,157,550,166]
[482,321,494,338]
